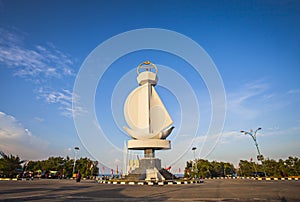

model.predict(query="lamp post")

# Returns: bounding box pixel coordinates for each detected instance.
[240,128,267,177]
[73,147,79,175]
[192,147,197,178]
[192,147,197,160]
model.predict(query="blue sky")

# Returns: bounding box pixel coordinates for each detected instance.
[0,0,299,173]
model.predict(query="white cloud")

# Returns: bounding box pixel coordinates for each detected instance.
[36,88,73,117]
[287,89,300,95]
[34,117,44,122]
[226,79,270,119]
[262,126,300,137]
[36,88,87,118]
[0,111,50,160]
[0,28,74,81]
[0,27,77,118]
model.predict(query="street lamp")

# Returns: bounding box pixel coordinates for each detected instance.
[192,147,197,161]
[240,128,267,177]
[73,147,79,175]
[192,147,197,178]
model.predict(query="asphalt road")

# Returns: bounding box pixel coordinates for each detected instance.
[0,179,299,201]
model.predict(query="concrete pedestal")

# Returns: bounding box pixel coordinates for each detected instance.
[131,158,161,175]
[129,158,164,180]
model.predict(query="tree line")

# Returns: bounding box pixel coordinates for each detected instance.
[238,156,300,177]
[184,159,236,178]
[184,156,300,178]
[0,151,99,178]
[1,151,299,179]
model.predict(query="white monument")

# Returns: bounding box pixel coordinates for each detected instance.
[123,61,174,181]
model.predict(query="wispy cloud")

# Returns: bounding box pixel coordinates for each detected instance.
[0,28,74,81]
[287,89,300,95]
[0,27,77,118]
[36,88,73,117]
[227,79,270,119]
[0,111,50,160]
[227,79,300,124]
[36,88,87,118]
[34,117,44,122]
[262,126,300,137]
[203,126,300,147]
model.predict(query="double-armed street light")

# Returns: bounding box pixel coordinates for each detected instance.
[240,128,267,177]
[73,146,80,175]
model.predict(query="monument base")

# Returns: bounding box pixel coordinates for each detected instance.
[124,157,178,181]
[128,158,164,181]
[131,158,161,174]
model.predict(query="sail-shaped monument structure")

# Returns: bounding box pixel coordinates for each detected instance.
[123,61,175,181]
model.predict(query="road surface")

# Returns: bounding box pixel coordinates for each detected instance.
[0,179,299,201]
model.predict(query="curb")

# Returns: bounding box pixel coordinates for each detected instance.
[256,177,299,181]
[203,177,299,181]
[0,178,18,181]
[98,180,204,185]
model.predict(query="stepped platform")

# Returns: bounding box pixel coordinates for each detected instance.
[123,168,178,181]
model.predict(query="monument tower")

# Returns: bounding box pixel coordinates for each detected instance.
[123,61,175,180]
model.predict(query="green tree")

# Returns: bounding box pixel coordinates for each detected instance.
[185,157,300,178]
[75,157,99,178]
[264,158,280,177]
[185,159,236,178]
[238,160,256,177]
[0,153,100,179]
[0,151,24,178]
[284,156,299,176]
[64,157,74,178]
[210,161,228,177]
[223,162,235,177]
[184,161,193,178]
[196,159,211,178]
